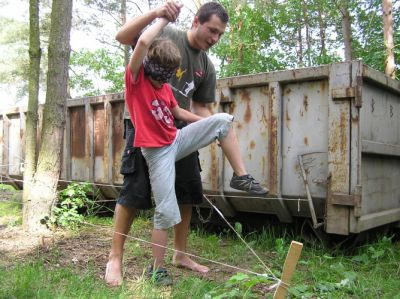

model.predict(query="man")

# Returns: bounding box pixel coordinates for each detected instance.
[105,0,267,286]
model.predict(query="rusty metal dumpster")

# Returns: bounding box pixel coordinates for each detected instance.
[1,60,399,235]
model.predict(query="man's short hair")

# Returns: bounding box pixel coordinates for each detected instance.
[196,2,229,24]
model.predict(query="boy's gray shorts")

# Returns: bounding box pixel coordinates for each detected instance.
[116,120,203,209]
[141,113,234,229]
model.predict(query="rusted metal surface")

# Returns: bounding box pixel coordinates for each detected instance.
[93,105,105,157]
[70,107,86,159]
[8,114,24,176]
[0,115,5,176]
[111,101,124,184]
[70,107,87,181]
[93,104,105,182]
[1,61,400,236]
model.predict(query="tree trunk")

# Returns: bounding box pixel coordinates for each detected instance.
[340,1,353,61]
[297,17,303,66]
[23,0,41,230]
[24,0,73,234]
[120,0,130,67]
[317,3,326,57]
[303,1,311,66]
[382,0,395,78]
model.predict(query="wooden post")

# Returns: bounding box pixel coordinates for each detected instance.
[273,241,303,299]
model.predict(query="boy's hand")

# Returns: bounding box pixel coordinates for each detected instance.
[156,1,183,22]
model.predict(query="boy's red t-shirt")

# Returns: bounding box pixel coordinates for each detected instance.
[125,66,178,147]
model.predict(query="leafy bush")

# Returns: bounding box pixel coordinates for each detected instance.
[50,182,95,229]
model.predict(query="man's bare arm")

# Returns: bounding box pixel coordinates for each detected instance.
[115,1,182,45]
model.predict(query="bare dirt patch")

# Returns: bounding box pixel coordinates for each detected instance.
[0,189,265,286]
[0,222,237,284]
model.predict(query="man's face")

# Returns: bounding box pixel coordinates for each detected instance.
[192,14,226,51]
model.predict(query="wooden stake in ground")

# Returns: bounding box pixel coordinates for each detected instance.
[273,241,303,299]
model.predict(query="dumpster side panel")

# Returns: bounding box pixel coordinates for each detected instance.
[349,68,400,232]
[325,62,354,235]
[70,106,88,181]
[8,113,24,176]
[111,101,124,185]
[1,62,399,235]
[222,86,273,213]
[281,80,329,200]
[93,104,106,182]
[0,115,4,176]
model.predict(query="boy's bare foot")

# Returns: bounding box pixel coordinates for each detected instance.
[105,256,123,286]
[172,254,209,274]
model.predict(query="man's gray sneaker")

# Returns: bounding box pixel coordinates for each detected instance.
[230,173,268,195]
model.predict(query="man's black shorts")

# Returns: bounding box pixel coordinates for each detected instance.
[116,120,203,210]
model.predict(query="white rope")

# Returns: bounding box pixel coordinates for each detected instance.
[0,176,310,203]
[0,197,281,286]
[202,194,277,279]
[83,220,279,281]
[0,143,293,292]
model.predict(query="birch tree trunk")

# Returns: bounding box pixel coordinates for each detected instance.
[297,18,303,66]
[317,5,326,57]
[340,1,353,61]
[303,1,312,66]
[120,0,130,67]
[24,0,73,233]
[382,0,395,78]
[22,0,41,230]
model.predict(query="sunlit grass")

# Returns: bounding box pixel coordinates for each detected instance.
[0,202,399,298]
[0,261,132,299]
[0,186,22,226]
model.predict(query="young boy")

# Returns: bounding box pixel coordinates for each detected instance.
[126,16,267,284]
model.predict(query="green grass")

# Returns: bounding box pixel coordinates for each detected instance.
[0,191,22,226]
[0,204,399,298]
[288,235,400,298]
[0,261,134,299]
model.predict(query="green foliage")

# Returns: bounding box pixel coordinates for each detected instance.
[69,48,124,97]
[213,0,399,78]
[351,235,395,264]
[274,237,288,260]
[0,184,21,227]
[0,17,29,99]
[214,0,284,77]
[1,203,400,299]
[234,221,243,236]
[50,182,96,229]
[205,272,274,298]
[0,202,21,227]
[0,184,16,191]
[0,1,51,102]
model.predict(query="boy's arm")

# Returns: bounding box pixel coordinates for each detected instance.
[171,105,203,123]
[128,18,169,79]
[115,1,182,45]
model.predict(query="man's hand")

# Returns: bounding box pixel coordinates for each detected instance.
[156,1,183,22]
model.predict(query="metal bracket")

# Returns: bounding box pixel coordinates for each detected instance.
[330,193,355,206]
[330,185,362,218]
[331,76,363,107]
[218,88,233,104]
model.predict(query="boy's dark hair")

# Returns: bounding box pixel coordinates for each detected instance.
[148,38,181,69]
[196,2,229,24]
